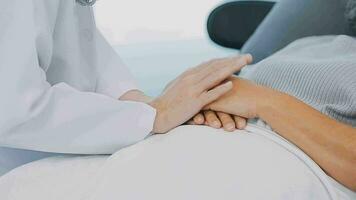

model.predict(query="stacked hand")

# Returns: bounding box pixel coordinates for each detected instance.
[121,54,261,134]
[149,55,253,134]
[184,54,270,132]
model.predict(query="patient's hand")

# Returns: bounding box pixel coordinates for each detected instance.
[188,111,247,131]
[205,77,272,119]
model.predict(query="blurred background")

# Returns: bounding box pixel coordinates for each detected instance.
[94,0,237,96]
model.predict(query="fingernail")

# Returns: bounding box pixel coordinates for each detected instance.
[212,121,220,128]
[237,121,246,129]
[244,54,253,62]
[197,117,204,124]
[226,123,235,131]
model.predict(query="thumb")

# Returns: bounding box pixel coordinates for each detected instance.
[202,103,214,111]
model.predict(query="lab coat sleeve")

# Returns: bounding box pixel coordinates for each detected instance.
[0,1,156,154]
[94,30,139,99]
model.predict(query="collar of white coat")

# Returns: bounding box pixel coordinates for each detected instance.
[76,0,96,6]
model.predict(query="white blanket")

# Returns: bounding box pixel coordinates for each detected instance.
[0,124,344,200]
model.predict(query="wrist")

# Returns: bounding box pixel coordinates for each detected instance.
[120,90,153,103]
[148,98,169,134]
[255,87,283,119]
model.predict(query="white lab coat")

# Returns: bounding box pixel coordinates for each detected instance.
[0,0,156,174]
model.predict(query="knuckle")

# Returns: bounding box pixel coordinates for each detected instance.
[181,74,194,83]
[182,68,194,76]
[217,67,227,75]
[206,59,221,67]
[206,70,223,81]
[213,64,224,72]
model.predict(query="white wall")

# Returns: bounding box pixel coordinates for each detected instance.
[94,0,223,45]
[94,0,237,96]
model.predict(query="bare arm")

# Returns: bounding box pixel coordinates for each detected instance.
[207,77,356,191]
[258,89,356,191]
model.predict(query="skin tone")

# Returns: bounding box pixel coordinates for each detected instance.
[205,76,356,191]
[188,111,247,131]
[120,90,246,132]
[120,55,253,133]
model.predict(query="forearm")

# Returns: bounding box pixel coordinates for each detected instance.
[257,90,356,191]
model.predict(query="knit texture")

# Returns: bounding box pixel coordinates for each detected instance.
[246,35,356,127]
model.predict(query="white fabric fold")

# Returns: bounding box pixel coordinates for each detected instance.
[1,124,351,200]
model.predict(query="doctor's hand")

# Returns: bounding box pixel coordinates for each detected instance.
[149,55,252,134]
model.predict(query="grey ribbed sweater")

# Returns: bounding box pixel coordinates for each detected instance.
[245,35,356,127]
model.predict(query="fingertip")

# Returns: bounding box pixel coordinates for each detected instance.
[236,119,247,129]
[194,114,204,124]
[241,121,247,129]
[244,54,253,64]
[197,118,205,124]
[212,121,221,129]
[193,119,202,125]
[234,56,250,69]
[224,123,236,132]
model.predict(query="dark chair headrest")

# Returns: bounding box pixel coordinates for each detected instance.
[207,1,275,49]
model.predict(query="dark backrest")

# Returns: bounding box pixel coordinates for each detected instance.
[207,1,275,49]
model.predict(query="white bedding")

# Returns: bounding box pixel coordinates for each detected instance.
[0,124,350,200]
